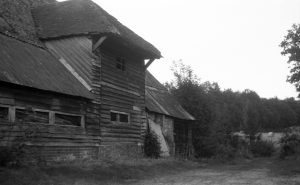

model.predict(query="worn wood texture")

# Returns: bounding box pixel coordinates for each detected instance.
[0,85,101,157]
[96,47,146,145]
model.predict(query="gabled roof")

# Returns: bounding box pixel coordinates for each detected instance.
[32,0,161,59]
[146,71,195,121]
[0,33,92,99]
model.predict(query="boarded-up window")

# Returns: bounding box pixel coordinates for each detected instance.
[55,113,81,126]
[16,109,49,123]
[0,106,9,121]
[110,111,130,123]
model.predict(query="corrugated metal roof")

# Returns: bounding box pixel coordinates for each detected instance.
[45,36,95,87]
[0,33,92,99]
[146,71,195,120]
[32,0,161,59]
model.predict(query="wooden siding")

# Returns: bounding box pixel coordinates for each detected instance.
[97,47,146,145]
[174,119,194,157]
[0,84,101,161]
[44,35,146,149]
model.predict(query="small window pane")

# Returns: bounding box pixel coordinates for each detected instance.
[33,111,49,124]
[0,107,8,121]
[16,109,49,123]
[55,113,81,126]
[16,109,31,122]
[116,57,125,71]
[119,114,129,123]
[110,112,117,121]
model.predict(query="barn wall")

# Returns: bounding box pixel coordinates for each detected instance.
[147,112,175,156]
[95,47,146,157]
[174,119,194,157]
[147,111,193,157]
[163,116,175,155]
[0,85,101,162]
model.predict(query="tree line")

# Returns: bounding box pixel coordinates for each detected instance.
[165,62,300,157]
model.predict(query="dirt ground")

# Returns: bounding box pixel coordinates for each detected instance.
[129,158,300,185]
[1,158,300,185]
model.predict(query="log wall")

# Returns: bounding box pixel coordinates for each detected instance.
[96,47,146,147]
[0,84,101,162]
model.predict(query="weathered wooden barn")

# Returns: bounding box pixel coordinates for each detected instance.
[0,0,194,162]
[145,71,195,157]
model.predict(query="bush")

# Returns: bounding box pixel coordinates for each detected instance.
[279,133,300,159]
[193,136,216,158]
[0,143,25,167]
[214,144,236,161]
[144,129,161,158]
[250,140,275,157]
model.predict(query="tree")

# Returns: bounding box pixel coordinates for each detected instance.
[166,60,300,158]
[280,24,300,93]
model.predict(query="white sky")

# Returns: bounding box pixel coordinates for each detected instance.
[61,0,300,99]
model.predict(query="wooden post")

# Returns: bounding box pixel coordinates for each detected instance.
[8,106,15,123]
[49,111,55,124]
[187,123,193,157]
[162,115,165,127]
[81,116,85,128]
[145,59,155,69]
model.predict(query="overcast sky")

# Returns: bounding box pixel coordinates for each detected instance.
[68,0,300,99]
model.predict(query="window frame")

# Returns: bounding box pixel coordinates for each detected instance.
[0,104,85,128]
[110,110,130,124]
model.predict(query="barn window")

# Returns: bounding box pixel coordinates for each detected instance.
[55,113,82,126]
[0,105,85,127]
[110,111,130,123]
[15,108,49,124]
[110,112,118,121]
[0,106,9,121]
[116,57,126,71]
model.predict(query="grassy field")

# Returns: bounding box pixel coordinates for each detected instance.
[0,158,199,185]
[0,157,299,185]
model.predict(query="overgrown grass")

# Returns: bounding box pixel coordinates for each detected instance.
[269,158,300,176]
[0,158,199,185]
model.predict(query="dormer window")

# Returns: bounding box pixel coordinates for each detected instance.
[116,57,126,71]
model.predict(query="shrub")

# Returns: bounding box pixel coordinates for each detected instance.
[214,144,236,161]
[250,140,275,157]
[144,129,161,158]
[0,143,25,167]
[279,133,300,159]
[193,136,216,158]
